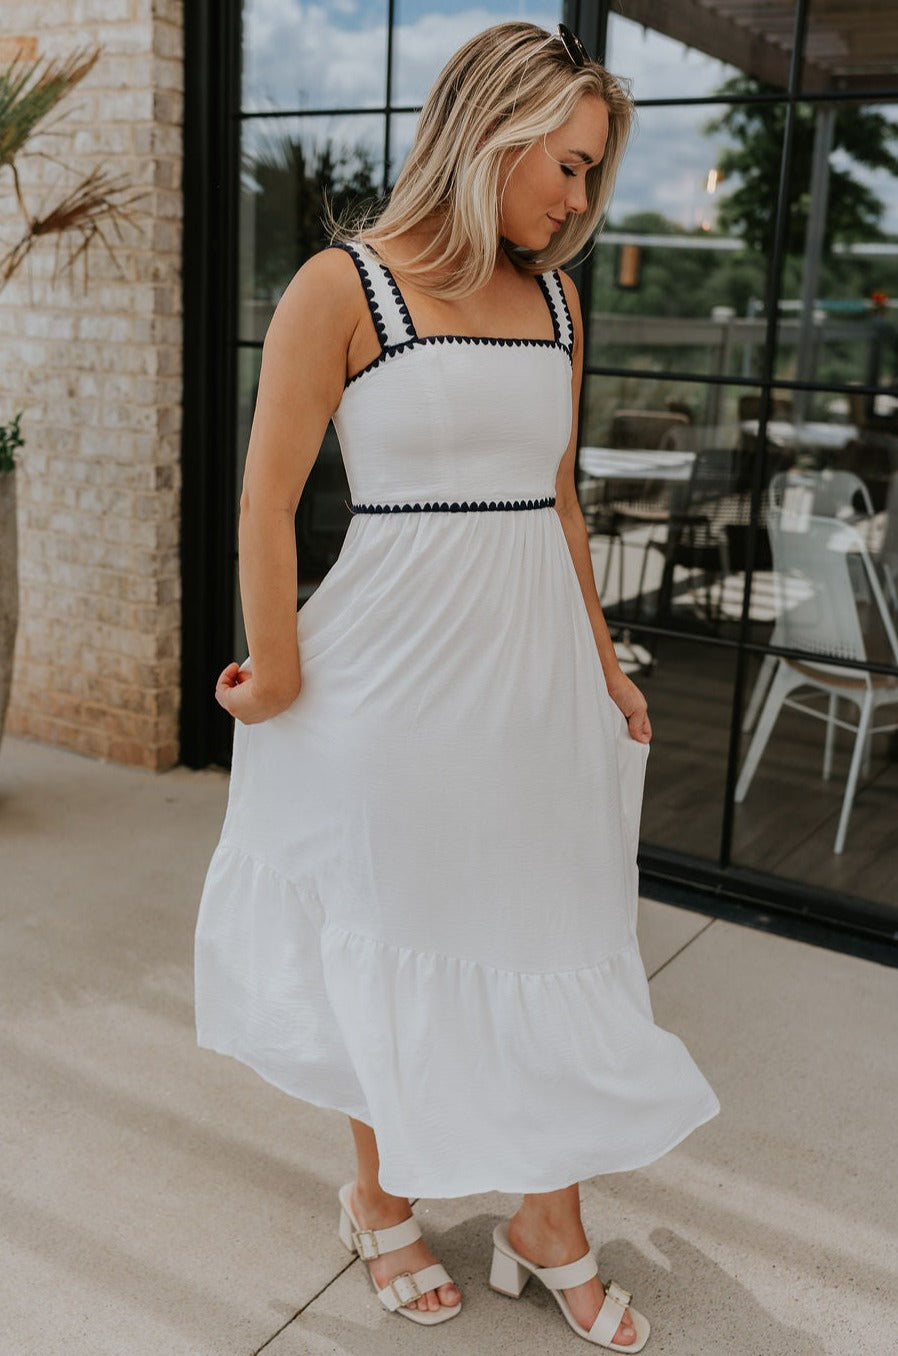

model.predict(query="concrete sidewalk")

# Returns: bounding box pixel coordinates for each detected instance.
[1,734,896,1356]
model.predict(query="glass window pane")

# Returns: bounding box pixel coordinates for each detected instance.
[581,376,775,645]
[773,101,898,390]
[242,0,389,112]
[745,407,898,629]
[592,104,775,380]
[391,0,560,108]
[239,114,385,342]
[803,0,898,95]
[733,562,898,912]
[605,5,783,99]
[639,640,736,863]
[388,111,419,188]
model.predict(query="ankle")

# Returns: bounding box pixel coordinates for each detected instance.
[352,1180,411,1222]
[510,1204,589,1255]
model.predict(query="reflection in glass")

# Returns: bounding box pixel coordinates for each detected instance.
[391,0,559,108]
[242,0,388,111]
[388,111,419,188]
[581,378,782,647]
[804,0,898,94]
[592,104,772,379]
[637,639,735,861]
[736,507,898,856]
[239,114,384,341]
[772,101,898,392]
[605,7,745,100]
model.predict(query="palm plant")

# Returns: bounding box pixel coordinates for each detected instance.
[0,46,140,284]
[0,46,140,746]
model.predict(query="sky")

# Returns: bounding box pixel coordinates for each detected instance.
[241,0,898,236]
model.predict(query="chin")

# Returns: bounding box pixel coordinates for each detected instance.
[504,229,553,252]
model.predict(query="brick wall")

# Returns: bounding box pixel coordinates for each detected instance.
[0,0,183,769]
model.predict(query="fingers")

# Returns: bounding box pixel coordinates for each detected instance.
[630,709,652,743]
[215,661,241,689]
[214,662,245,713]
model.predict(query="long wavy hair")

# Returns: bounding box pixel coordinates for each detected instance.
[337,21,632,298]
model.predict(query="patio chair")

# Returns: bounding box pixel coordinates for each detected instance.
[743,468,875,732]
[648,443,744,629]
[879,471,898,614]
[734,510,898,854]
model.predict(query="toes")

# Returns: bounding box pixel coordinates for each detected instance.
[407,1288,457,1312]
[615,1309,636,1345]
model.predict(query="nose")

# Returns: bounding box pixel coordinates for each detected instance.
[564,176,588,215]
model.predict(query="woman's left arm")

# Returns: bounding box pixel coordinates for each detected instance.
[553,271,652,744]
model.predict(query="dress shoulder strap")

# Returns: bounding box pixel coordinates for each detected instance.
[537,269,575,353]
[332,240,417,350]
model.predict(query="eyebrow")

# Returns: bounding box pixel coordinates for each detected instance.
[567,149,598,165]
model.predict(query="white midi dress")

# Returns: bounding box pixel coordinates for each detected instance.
[194,242,719,1198]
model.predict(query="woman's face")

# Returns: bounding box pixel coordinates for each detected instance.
[498,94,609,251]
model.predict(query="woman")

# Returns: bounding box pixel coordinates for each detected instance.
[195,21,718,1351]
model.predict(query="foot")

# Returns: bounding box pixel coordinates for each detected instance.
[349,1184,461,1315]
[507,1211,636,1346]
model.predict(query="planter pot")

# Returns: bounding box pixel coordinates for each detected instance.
[0,469,18,748]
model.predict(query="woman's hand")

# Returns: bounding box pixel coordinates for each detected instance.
[214,662,300,725]
[606,670,652,744]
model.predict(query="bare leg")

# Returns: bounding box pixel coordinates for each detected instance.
[347,1118,461,1314]
[507,1183,636,1345]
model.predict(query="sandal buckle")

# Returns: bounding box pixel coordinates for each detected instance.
[605,1280,631,1307]
[389,1272,422,1306]
[353,1228,380,1260]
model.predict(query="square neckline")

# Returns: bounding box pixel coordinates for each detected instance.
[360,241,563,348]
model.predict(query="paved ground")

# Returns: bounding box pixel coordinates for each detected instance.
[1,733,896,1356]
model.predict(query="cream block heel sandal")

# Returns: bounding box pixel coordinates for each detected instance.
[337,1183,461,1326]
[490,1222,650,1352]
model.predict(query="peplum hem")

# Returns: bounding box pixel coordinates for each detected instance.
[195,842,719,1199]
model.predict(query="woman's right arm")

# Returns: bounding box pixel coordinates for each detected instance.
[215,249,360,725]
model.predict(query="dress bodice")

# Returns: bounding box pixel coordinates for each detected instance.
[330,242,575,508]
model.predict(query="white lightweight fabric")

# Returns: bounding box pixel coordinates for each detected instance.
[194,242,719,1197]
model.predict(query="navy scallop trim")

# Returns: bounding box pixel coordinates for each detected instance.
[374,255,417,341]
[536,272,562,346]
[554,270,575,350]
[350,496,556,515]
[332,242,389,349]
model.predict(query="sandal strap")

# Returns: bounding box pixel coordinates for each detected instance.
[376,1262,453,1312]
[352,1214,422,1260]
[533,1250,599,1290]
[588,1280,631,1345]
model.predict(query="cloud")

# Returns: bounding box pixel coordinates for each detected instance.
[241,0,897,233]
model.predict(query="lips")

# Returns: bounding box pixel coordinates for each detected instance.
[547,215,564,231]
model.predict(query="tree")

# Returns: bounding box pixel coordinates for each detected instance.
[245,131,380,298]
[706,78,898,257]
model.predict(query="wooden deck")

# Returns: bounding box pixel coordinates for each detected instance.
[635,635,898,914]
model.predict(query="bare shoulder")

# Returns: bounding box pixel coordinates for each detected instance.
[265,245,365,347]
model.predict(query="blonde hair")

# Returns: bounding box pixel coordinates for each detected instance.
[342,21,633,298]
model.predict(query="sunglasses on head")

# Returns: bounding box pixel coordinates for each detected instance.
[554,23,591,67]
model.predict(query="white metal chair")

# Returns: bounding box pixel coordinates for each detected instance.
[879,471,898,615]
[742,468,875,733]
[735,510,898,854]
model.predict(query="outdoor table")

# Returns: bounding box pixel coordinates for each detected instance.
[578,447,696,481]
[739,420,858,451]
